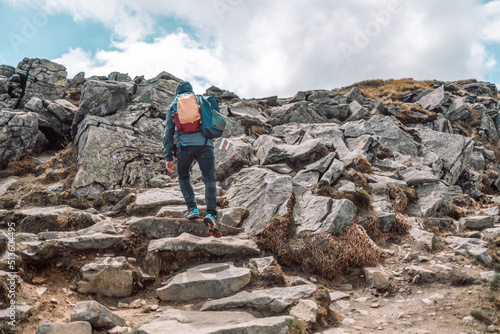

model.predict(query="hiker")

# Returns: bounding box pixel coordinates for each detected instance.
[163,81,222,238]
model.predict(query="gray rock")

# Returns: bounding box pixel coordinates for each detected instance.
[0,304,33,321]
[290,91,306,102]
[145,233,260,275]
[200,284,317,313]
[25,97,77,136]
[462,82,498,98]
[127,188,185,215]
[445,236,493,264]
[344,86,363,103]
[292,186,356,235]
[468,151,486,171]
[293,170,320,188]
[444,97,469,121]
[342,116,419,157]
[71,301,125,329]
[409,228,435,250]
[224,167,293,235]
[345,100,367,122]
[401,167,441,186]
[217,207,249,228]
[72,114,165,199]
[0,176,17,197]
[77,257,135,297]
[416,126,473,185]
[247,256,275,271]
[0,65,15,78]
[16,58,68,108]
[417,86,449,110]
[35,321,92,334]
[213,136,252,181]
[345,134,374,152]
[460,216,495,230]
[319,159,345,186]
[289,299,318,323]
[156,205,206,218]
[137,309,294,334]
[127,216,242,239]
[0,110,47,168]
[479,110,499,142]
[363,264,392,289]
[157,263,251,301]
[406,182,458,218]
[268,102,325,124]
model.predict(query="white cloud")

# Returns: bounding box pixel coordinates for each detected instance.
[8,0,500,97]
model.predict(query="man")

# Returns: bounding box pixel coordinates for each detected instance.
[163,81,222,238]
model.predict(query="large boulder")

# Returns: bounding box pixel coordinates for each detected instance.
[72,80,137,135]
[16,58,68,108]
[416,85,449,110]
[416,127,473,185]
[71,111,164,199]
[25,97,77,136]
[293,185,356,235]
[0,110,47,168]
[223,167,293,235]
[342,115,419,157]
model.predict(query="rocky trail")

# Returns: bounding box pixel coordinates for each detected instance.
[0,59,499,334]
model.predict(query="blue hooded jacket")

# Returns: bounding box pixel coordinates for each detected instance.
[163,81,213,161]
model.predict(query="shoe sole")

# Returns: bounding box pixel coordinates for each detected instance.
[184,215,199,220]
[203,217,222,238]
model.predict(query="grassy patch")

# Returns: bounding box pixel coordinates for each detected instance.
[388,184,418,213]
[354,157,372,173]
[340,79,435,102]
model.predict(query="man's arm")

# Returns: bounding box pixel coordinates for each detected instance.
[163,105,176,172]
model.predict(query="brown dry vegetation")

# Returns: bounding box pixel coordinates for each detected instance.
[354,157,372,173]
[340,79,435,102]
[387,184,418,213]
[301,225,380,279]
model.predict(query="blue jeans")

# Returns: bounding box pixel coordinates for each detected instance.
[177,145,217,216]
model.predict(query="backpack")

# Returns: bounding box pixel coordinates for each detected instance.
[199,95,227,139]
[172,93,202,133]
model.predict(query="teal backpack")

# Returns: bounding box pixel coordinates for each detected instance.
[199,96,226,139]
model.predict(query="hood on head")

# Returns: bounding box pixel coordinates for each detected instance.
[176,81,194,95]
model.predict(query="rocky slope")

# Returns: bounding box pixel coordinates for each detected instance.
[0,58,499,334]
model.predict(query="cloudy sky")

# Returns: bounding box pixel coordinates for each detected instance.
[0,0,499,98]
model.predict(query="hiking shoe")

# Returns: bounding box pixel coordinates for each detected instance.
[203,214,222,238]
[183,208,199,220]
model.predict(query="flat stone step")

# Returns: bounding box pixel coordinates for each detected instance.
[136,309,294,334]
[144,233,260,275]
[156,263,251,301]
[200,284,318,313]
[127,217,243,239]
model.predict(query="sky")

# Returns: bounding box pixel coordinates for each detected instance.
[0,0,500,99]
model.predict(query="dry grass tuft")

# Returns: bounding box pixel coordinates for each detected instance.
[347,189,372,211]
[0,156,37,177]
[388,184,418,213]
[255,264,287,288]
[393,103,437,124]
[376,146,394,160]
[257,216,293,254]
[354,157,372,173]
[390,213,412,235]
[302,224,380,279]
[344,171,370,190]
[359,213,388,244]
